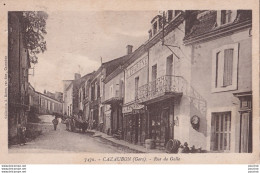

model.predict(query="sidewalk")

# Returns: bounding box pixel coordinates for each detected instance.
[88,130,162,153]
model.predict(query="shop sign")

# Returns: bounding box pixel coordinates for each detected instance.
[122,103,144,114]
[126,55,148,78]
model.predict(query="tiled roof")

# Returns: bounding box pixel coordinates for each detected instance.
[184,10,252,41]
[103,54,130,76]
[184,11,217,40]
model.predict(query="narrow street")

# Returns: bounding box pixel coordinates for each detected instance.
[9,115,140,153]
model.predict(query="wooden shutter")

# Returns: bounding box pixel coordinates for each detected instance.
[223,49,233,87]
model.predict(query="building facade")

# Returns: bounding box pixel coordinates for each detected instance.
[38,92,63,115]
[78,72,94,121]
[183,10,252,153]
[101,10,252,153]
[122,46,147,145]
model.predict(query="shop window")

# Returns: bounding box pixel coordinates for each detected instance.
[212,43,238,92]
[211,111,231,152]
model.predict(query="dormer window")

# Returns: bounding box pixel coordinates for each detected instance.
[153,21,157,35]
[217,10,237,26]
[221,10,232,25]
[167,10,173,22]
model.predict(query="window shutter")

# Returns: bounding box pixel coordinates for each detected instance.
[223,49,233,87]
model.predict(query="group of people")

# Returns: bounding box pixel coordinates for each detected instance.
[62,114,90,133]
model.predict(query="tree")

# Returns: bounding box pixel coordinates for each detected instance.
[22,11,48,64]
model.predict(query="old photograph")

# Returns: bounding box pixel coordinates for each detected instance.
[7,9,254,155]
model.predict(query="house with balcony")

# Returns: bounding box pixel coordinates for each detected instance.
[183,10,252,153]
[134,10,197,150]
[122,45,147,145]
[96,45,133,133]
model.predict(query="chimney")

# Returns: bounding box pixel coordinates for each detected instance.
[75,73,81,80]
[126,45,133,55]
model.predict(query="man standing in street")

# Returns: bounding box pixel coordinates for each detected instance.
[52,116,59,131]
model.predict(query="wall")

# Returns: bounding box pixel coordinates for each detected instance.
[124,52,148,104]
[104,71,124,101]
[148,21,195,147]
[62,80,72,114]
[190,28,252,151]
[39,94,63,115]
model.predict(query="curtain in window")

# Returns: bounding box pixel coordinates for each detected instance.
[223,49,233,87]
[211,112,231,152]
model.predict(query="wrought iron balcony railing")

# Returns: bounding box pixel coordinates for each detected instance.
[137,75,186,102]
[136,75,207,115]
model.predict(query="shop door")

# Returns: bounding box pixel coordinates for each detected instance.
[160,108,170,147]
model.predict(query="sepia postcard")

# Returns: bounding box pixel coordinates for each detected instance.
[0,0,259,164]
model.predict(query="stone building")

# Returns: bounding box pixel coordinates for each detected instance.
[8,12,31,144]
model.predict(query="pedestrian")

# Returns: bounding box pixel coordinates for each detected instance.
[65,118,70,131]
[52,116,59,131]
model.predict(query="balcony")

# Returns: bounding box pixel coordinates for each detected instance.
[136,75,185,104]
[102,90,123,105]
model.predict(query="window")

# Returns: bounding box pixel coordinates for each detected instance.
[153,22,157,35]
[97,83,100,98]
[110,85,113,98]
[135,77,139,100]
[95,82,98,100]
[212,43,239,92]
[217,10,237,26]
[167,10,173,22]
[100,77,103,97]
[152,64,157,81]
[210,112,231,152]
[91,84,95,101]
[221,10,232,25]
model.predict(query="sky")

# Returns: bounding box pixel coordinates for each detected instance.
[29,11,158,93]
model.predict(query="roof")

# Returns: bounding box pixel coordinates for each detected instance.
[36,91,62,103]
[184,10,252,42]
[102,54,130,76]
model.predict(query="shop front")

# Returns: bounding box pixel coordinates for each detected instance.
[123,103,146,145]
[146,98,174,150]
[103,97,123,138]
